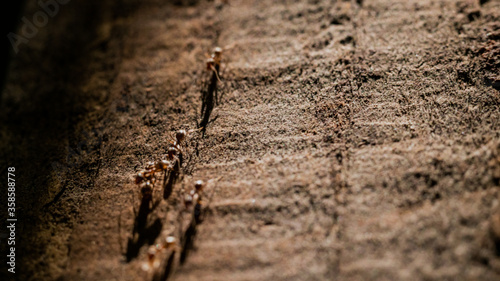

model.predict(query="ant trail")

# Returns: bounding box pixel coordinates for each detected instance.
[131,21,230,280]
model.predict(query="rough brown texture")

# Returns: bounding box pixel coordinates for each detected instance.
[1,0,500,280]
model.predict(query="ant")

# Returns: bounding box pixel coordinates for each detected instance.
[141,235,179,274]
[205,47,223,82]
[176,129,187,145]
[182,180,206,224]
[162,236,178,252]
[168,128,200,147]
[200,47,227,132]
[192,180,205,223]
[134,159,172,204]
[190,180,205,199]
[135,170,156,200]
[184,180,204,207]
[166,147,180,173]
[194,180,205,193]
[167,128,202,167]
[168,130,187,166]
[142,245,161,272]
[205,43,236,76]
[135,169,156,186]
[194,177,221,220]
[213,47,223,64]
[205,47,223,69]
[163,147,181,199]
[134,160,161,190]
[152,159,171,184]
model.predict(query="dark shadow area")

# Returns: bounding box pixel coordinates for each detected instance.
[0,1,144,279]
[180,221,197,265]
[163,160,180,199]
[199,64,220,134]
[154,251,176,281]
[0,1,26,94]
[135,197,154,233]
[172,0,200,6]
[126,217,163,262]
[194,201,203,224]
[163,174,175,199]
[126,192,164,262]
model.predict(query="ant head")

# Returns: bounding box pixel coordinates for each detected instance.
[213,47,223,64]
[213,47,222,56]
[147,246,157,261]
[194,180,204,191]
[164,236,177,249]
[176,129,187,143]
[206,57,215,70]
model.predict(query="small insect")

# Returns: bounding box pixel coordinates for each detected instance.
[203,46,224,85]
[204,43,236,74]
[200,46,229,131]
[194,180,204,193]
[142,245,160,272]
[135,172,145,185]
[187,180,205,223]
[162,147,181,199]
[166,147,180,172]
[152,159,171,187]
[162,236,178,251]
[169,128,201,148]
[176,129,187,145]
[169,130,186,166]
[135,170,156,186]
[212,47,223,65]
[166,147,178,161]
[206,57,216,71]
